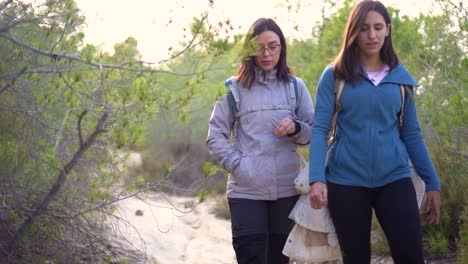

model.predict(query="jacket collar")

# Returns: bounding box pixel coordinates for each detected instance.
[256,68,278,83]
[359,63,419,87]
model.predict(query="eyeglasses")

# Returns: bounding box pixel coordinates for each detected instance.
[257,44,281,55]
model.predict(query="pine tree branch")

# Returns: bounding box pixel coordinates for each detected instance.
[0,67,26,95]
[0,0,12,12]
[0,32,201,76]
[156,12,207,65]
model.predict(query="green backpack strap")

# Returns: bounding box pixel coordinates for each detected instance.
[225,79,238,114]
[293,76,299,106]
[290,76,299,115]
[285,76,299,116]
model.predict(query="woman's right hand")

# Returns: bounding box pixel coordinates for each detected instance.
[309,181,328,209]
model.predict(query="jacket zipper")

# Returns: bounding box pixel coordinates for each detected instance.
[369,85,378,184]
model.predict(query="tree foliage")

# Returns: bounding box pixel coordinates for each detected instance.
[0,0,233,262]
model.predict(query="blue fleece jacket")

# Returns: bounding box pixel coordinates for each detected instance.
[309,63,441,191]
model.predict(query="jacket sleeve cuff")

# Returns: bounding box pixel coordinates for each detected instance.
[425,183,441,192]
[223,152,241,173]
[308,175,326,185]
[287,119,301,137]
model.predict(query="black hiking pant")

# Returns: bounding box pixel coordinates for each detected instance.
[327,177,425,264]
[228,195,299,264]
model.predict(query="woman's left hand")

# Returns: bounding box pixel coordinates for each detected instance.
[423,191,441,225]
[274,118,296,137]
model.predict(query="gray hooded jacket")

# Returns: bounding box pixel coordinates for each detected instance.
[207,70,314,200]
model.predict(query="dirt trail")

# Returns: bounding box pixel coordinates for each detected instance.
[114,195,236,264]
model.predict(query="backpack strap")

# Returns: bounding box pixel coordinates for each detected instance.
[398,84,413,131]
[225,79,240,115]
[226,77,299,118]
[327,80,412,142]
[286,76,299,117]
[225,79,241,137]
[327,79,346,146]
[399,85,405,131]
[293,77,299,103]
[330,81,410,138]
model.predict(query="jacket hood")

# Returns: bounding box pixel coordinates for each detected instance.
[256,67,278,82]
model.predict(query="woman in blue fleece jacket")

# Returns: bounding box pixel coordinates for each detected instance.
[308,1,441,263]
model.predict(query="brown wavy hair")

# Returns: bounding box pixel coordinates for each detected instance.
[332,0,399,84]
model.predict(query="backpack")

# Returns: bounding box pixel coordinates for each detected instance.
[327,79,412,145]
[225,76,300,120]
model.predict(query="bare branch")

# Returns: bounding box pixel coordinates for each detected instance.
[65,150,192,219]
[157,12,208,65]
[0,32,204,76]
[0,0,13,12]
[77,110,87,147]
[1,67,73,75]
[0,67,27,95]
[8,112,108,252]
[445,0,466,14]
[0,18,40,33]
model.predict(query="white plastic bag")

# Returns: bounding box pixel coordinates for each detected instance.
[289,194,335,234]
[283,224,341,263]
[294,161,310,194]
[409,159,426,209]
[284,193,341,262]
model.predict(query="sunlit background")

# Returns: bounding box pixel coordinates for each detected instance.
[74,0,441,63]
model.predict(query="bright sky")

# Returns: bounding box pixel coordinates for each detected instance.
[74,0,438,63]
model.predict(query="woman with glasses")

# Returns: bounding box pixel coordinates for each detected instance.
[308,1,441,263]
[206,18,314,264]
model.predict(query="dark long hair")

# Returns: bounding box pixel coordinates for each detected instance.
[236,18,292,88]
[332,0,399,83]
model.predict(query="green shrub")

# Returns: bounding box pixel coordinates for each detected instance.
[456,202,468,264]
[213,195,231,220]
[425,232,450,256]
[422,145,467,257]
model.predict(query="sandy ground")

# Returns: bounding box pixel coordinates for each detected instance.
[113,194,237,264]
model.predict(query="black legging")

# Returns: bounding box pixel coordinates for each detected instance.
[327,178,425,264]
[228,195,299,264]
